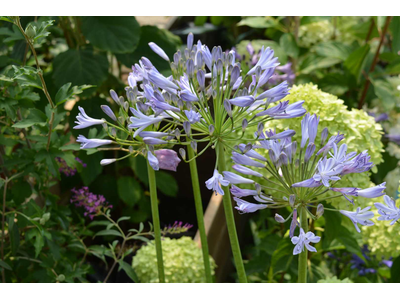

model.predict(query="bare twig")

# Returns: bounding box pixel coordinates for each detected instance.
[358,16,392,109]
[1,178,8,283]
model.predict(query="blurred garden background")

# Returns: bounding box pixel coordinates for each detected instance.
[0,16,400,283]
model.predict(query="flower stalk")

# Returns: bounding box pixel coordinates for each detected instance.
[146,161,165,283]
[298,206,308,283]
[217,142,247,283]
[187,146,213,282]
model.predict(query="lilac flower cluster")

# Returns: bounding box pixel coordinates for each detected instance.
[56,157,86,177]
[162,221,193,235]
[214,113,389,255]
[70,187,112,219]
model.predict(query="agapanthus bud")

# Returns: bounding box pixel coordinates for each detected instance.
[304,143,316,162]
[174,128,181,140]
[316,204,324,218]
[186,59,195,78]
[102,123,108,130]
[243,143,252,153]
[124,101,129,111]
[268,149,277,163]
[100,159,117,166]
[148,42,169,61]
[321,127,329,145]
[183,121,191,136]
[279,152,288,166]
[179,148,186,160]
[191,141,197,153]
[255,183,261,195]
[257,122,264,137]
[118,96,124,106]
[174,52,180,65]
[129,146,133,153]
[177,99,184,110]
[289,194,296,207]
[275,213,285,223]
[25,24,36,39]
[209,124,215,135]
[110,89,119,104]
[101,105,117,121]
[187,32,194,50]
[118,116,124,124]
[216,59,223,75]
[196,51,203,68]
[291,141,297,157]
[111,127,117,137]
[242,119,248,132]
[223,99,232,117]
[197,69,205,90]
[230,65,240,87]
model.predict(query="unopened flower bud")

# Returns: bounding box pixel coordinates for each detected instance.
[186,59,195,78]
[242,119,248,132]
[102,123,108,130]
[129,146,133,153]
[191,141,197,153]
[187,32,194,50]
[223,99,232,117]
[230,65,240,87]
[174,128,181,140]
[257,122,264,136]
[100,159,117,166]
[25,24,36,39]
[183,121,191,136]
[197,69,205,90]
[56,274,65,282]
[275,213,285,223]
[179,148,186,160]
[321,127,329,145]
[208,124,215,135]
[244,143,252,153]
[177,99,184,110]
[111,128,117,137]
[289,194,295,207]
[42,212,51,222]
[316,204,324,218]
[255,183,261,195]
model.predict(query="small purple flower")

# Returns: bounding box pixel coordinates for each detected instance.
[128,106,166,137]
[340,207,375,233]
[74,106,105,129]
[154,149,181,172]
[70,187,112,219]
[312,157,344,187]
[205,169,230,195]
[56,157,86,176]
[341,150,373,175]
[148,70,179,93]
[148,42,169,61]
[256,81,290,102]
[291,228,321,255]
[231,152,265,168]
[184,110,201,124]
[374,195,400,225]
[143,137,168,145]
[233,197,267,213]
[268,129,296,140]
[76,135,113,149]
[292,178,322,188]
[247,46,279,75]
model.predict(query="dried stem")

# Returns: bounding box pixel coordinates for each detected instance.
[1,178,8,283]
[358,16,392,109]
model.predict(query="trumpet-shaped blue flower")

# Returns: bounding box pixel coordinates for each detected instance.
[205,169,229,195]
[222,171,254,185]
[76,135,113,149]
[233,197,267,213]
[229,96,255,107]
[128,107,166,137]
[74,106,105,129]
[375,195,400,225]
[232,164,263,177]
[340,207,375,233]
[184,110,201,124]
[230,185,258,197]
[312,157,344,187]
[247,46,279,75]
[147,151,159,171]
[291,228,321,255]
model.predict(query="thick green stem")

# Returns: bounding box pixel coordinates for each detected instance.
[146,162,165,283]
[298,206,308,283]
[187,146,213,283]
[216,143,247,283]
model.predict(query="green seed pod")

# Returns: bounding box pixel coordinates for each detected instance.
[56,274,65,282]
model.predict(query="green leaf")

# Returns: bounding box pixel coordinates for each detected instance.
[12,108,47,128]
[319,73,350,96]
[117,216,131,223]
[155,171,178,197]
[371,79,397,110]
[300,16,330,26]
[0,260,12,270]
[129,155,148,186]
[117,176,142,207]
[32,20,54,42]
[337,227,362,256]
[116,26,181,73]
[344,44,370,81]
[130,235,150,243]
[11,180,32,205]
[270,238,293,274]
[322,209,341,249]
[52,48,109,88]
[391,256,400,283]
[118,260,139,282]
[238,17,282,29]
[94,229,123,237]
[81,17,140,54]
[313,41,352,61]
[390,16,400,54]
[35,149,61,177]
[194,16,208,26]
[87,220,112,228]
[385,60,400,75]
[0,16,15,23]
[11,65,42,89]
[79,151,103,186]
[55,82,94,106]
[279,33,299,58]
[300,55,341,74]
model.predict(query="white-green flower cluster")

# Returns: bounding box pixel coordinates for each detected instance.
[298,20,334,48]
[132,237,216,283]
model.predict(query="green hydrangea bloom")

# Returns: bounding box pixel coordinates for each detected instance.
[298,20,334,48]
[132,237,216,283]
[317,276,353,283]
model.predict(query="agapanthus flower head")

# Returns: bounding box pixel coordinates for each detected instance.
[70,187,112,219]
[220,112,385,256]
